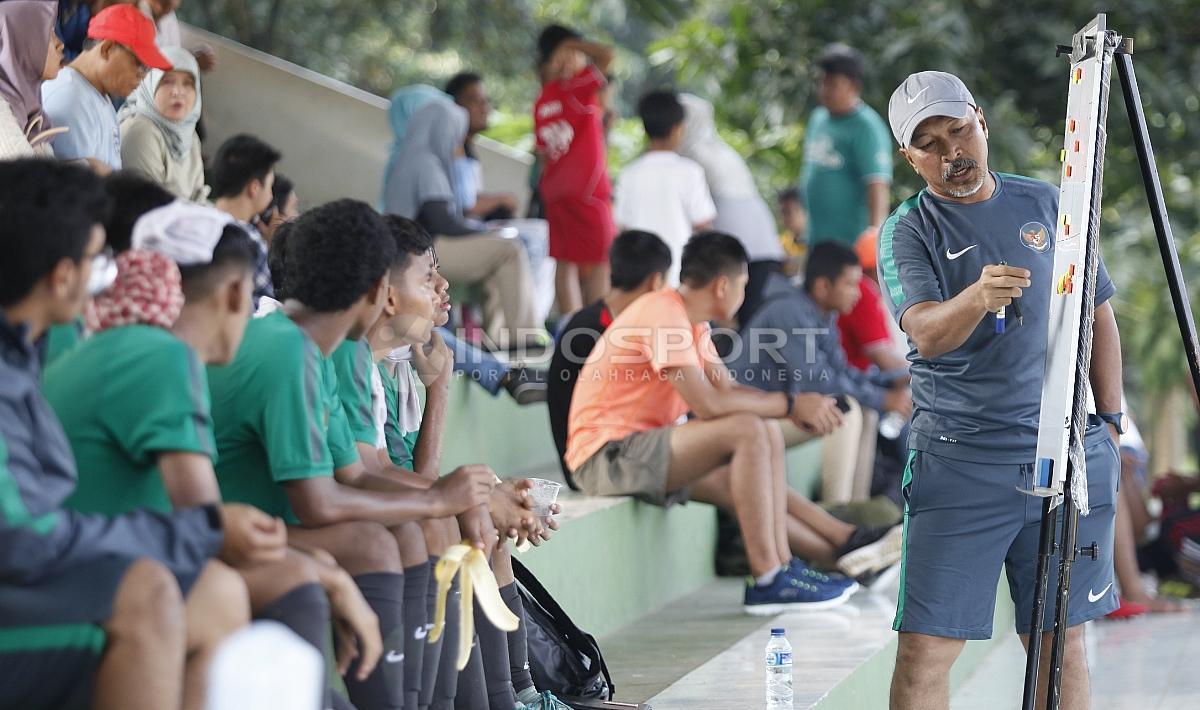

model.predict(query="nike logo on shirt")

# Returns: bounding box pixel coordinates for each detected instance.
[414,625,429,640]
[386,650,405,664]
[1088,582,1113,603]
[946,245,979,260]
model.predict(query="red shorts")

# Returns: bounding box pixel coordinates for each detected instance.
[544,195,615,265]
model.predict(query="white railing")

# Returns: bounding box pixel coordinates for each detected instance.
[181,24,533,211]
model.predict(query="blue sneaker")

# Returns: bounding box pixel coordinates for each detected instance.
[788,558,860,594]
[743,566,856,615]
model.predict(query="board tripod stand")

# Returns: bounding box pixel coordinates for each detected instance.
[1021,13,1200,710]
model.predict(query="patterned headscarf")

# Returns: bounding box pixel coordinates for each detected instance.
[87,250,184,333]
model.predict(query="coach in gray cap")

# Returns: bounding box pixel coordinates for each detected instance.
[880,71,1123,710]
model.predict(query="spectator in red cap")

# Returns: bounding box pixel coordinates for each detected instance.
[42,2,170,172]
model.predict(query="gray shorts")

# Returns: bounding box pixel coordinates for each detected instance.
[571,427,690,507]
[0,555,134,710]
[893,419,1119,640]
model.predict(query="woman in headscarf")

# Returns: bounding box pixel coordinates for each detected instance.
[117,45,208,201]
[383,98,542,350]
[0,0,66,160]
[679,93,789,324]
[382,84,449,196]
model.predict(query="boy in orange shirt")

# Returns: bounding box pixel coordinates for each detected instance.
[567,231,902,614]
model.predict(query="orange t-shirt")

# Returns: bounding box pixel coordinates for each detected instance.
[564,289,717,472]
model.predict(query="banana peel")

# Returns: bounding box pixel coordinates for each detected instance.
[428,543,520,669]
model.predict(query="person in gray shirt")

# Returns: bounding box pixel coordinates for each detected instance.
[729,242,913,503]
[731,242,912,414]
[881,71,1122,710]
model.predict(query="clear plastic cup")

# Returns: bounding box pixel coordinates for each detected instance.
[527,478,562,517]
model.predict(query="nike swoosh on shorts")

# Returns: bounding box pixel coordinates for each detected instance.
[1088,582,1113,603]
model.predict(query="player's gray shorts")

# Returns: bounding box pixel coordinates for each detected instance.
[893,418,1119,640]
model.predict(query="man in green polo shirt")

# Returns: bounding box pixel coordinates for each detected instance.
[44,204,383,709]
[798,44,893,246]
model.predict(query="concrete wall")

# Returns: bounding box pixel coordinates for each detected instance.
[181,25,533,211]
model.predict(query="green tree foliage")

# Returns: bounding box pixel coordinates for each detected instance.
[649,0,1200,418]
[182,0,1200,422]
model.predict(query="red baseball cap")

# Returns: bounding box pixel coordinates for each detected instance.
[87,4,172,71]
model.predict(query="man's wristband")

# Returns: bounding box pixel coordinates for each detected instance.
[202,503,223,531]
[784,392,794,417]
[1097,411,1126,434]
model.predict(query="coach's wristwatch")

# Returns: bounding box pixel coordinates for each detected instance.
[1097,411,1126,434]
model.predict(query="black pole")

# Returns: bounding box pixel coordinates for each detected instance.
[1021,497,1058,709]
[1044,475,1080,710]
[1115,52,1200,406]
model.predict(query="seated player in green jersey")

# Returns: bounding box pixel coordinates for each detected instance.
[209,199,498,710]
[367,216,568,709]
[43,203,382,709]
[329,217,544,544]
[308,213,462,710]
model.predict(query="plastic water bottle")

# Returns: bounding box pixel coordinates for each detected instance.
[765,627,793,708]
[880,412,907,440]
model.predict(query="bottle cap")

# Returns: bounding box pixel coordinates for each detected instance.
[771,628,785,635]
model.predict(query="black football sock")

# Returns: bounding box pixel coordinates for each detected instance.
[499,582,535,695]
[429,577,461,709]
[475,596,517,709]
[348,572,407,710]
[419,557,442,710]
[259,582,336,708]
[453,633,487,710]
[403,563,431,710]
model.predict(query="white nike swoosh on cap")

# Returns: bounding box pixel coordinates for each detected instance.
[946,245,979,260]
[907,86,932,104]
[386,650,405,663]
[1088,582,1113,603]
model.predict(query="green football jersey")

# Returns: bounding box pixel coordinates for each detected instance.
[44,325,215,515]
[330,338,377,447]
[207,311,340,523]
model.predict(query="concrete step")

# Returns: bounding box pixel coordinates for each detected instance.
[432,375,829,639]
[517,489,719,639]
[602,577,1016,709]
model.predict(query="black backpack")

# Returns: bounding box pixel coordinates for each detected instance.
[512,558,614,701]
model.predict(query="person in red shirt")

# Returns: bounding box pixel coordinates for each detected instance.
[840,276,894,371]
[839,228,908,373]
[533,24,615,315]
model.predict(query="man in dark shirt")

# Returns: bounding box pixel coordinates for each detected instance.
[547,230,672,486]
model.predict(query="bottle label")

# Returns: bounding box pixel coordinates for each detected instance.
[766,651,793,666]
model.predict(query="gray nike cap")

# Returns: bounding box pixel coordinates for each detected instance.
[888,71,977,147]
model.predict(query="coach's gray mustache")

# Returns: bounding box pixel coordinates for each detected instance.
[943,158,977,180]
